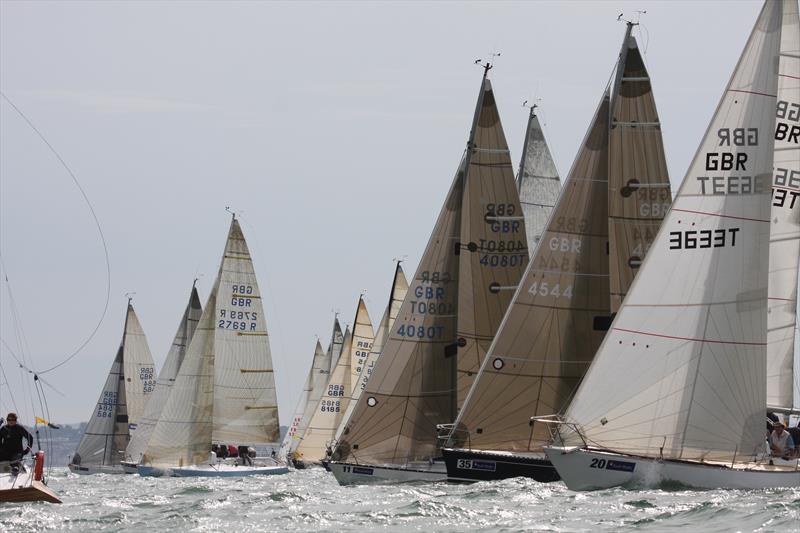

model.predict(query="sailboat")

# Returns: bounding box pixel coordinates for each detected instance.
[294,297,374,465]
[69,300,156,474]
[120,283,202,473]
[442,21,673,483]
[283,318,344,467]
[332,262,409,449]
[517,104,562,254]
[137,215,287,477]
[329,65,528,484]
[544,0,800,490]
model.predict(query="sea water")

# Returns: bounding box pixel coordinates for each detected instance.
[4,467,800,532]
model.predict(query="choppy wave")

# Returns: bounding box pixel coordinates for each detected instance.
[3,468,800,532]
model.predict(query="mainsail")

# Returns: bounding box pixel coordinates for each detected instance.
[767,0,800,414]
[517,106,562,253]
[72,303,155,468]
[142,217,280,467]
[124,285,202,464]
[334,263,409,445]
[561,0,783,463]
[335,71,526,466]
[449,25,672,454]
[295,299,373,462]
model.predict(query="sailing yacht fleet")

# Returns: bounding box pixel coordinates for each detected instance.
[59,0,799,494]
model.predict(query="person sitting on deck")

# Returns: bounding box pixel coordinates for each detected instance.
[0,412,34,462]
[768,421,797,459]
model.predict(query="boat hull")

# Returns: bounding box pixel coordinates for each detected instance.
[137,464,288,478]
[68,463,125,475]
[120,461,139,474]
[1,463,61,504]
[442,448,560,483]
[545,446,800,490]
[329,461,447,485]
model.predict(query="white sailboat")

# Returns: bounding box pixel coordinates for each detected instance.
[137,216,286,477]
[295,298,374,464]
[69,300,156,475]
[517,104,562,254]
[544,0,800,491]
[121,284,202,473]
[329,66,528,484]
[442,21,673,483]
[333,262,409,449]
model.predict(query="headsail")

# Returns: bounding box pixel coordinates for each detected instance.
[125,285,202,464]
[517,106,561,253]
[767,0,800,414]
[334,262,409,445]
[449,25,673,453]
[280,339,326,456]
[561,0,783,463]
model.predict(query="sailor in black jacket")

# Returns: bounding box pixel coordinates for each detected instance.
[0,412,33,461]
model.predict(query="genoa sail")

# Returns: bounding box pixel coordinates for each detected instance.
[124,285,202,464]
[72,303,156,469]
[560,0,783,463]
[280,339,326,457]
[517,106,561,253]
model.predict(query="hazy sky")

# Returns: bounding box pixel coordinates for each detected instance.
[0,0,764,424]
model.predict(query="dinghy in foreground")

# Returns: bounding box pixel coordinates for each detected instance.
[1,452,60,504]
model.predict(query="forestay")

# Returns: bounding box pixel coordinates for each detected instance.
[517,107,561,253]
[561,1,783,463]
[125,286,202,464]
[767,0,800,414]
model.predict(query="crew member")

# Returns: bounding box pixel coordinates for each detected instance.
[0,412,34,462]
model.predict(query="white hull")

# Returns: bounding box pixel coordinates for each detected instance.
[138,461,288,478]
[68,463,125,475]
[1,458,61,503]
[329,461,447,485]
[120,461,138,474]
[545,446,800,491]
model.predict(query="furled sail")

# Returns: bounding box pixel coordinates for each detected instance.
[73,303,155,468]
[561,0,782,463]
[335,72,526,466]
[449,26,672,454]
[517,106,561,253]
[142,217,280,466]
[334,263,409,445]
[125,285,202,464]
[280,339,326,456]
[296,300,373,462]
[767,0,800,414]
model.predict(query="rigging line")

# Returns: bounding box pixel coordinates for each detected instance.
[0,91,112,374]
[0,357,20,415]
[0,338,66,397]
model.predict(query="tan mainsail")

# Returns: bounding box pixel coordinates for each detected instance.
[449,26,673,454]
[280,340,326,456]
[296,299,373,462]
[334,263,409,445]
[456,78,530,407]
[562,0,782,463]
[335,72,526,466]
[142,217,280,466]
[72,303,155,469]
[517,107,561,253]
[767,0,800,414]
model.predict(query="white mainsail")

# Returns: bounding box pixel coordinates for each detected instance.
[334,263,409,445]
[296,301,373,462]
[142,217,280,467]
[767,0,800,414]
[72,303,155,469]
[560,0,783,463]
[124,285,202,464]
[517,106,561,253]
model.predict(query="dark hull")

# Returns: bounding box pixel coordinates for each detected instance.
[442,448,560,483]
